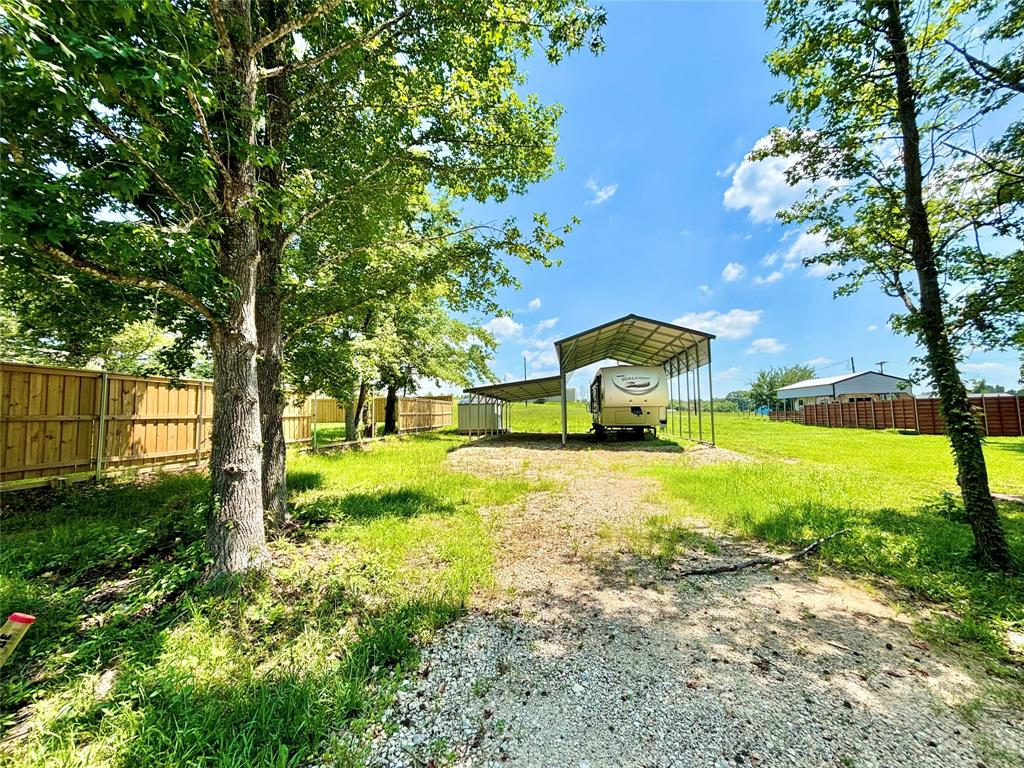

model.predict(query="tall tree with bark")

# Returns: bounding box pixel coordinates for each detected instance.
[250,0,605,524]
[761,0,1017,570]
[1,0,453,575]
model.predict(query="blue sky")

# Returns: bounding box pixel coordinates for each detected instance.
[458,1,1021,395]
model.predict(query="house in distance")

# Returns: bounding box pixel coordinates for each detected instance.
[777,371,913,411]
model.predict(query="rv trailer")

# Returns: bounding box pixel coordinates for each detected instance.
[589,365,669,438]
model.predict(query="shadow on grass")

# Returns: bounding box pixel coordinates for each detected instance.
[293,488,460,526]
[21,589,462,768]
[287,469,324,493]
[988,439,1024,456]
[449,431,684,454]
[1,468,474,767]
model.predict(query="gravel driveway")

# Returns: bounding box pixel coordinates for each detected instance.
[358,435,1023,768]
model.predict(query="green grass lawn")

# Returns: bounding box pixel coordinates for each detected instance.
[0,432,547,768]
[2,410,1021,766]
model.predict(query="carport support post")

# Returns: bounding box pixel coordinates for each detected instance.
[667,359,674,435]
[559,369,568,446]
[695,357,703,443]
[684,350,692,439]
[674,357,681,435]
[707,346,716,446]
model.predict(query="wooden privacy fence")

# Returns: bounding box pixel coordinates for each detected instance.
[1,361,453,489]
[769,396,1024,437]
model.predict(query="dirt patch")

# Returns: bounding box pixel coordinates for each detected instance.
[359,436,1023,768]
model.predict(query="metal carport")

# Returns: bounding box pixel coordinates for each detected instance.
[463,314,717,446]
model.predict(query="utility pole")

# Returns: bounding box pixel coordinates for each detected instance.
[875,361,887,374]
[850,356,856,373]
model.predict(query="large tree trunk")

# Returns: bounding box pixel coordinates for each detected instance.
[256,259,286,526]
[255,0,290,528]
[384,383,399,434]
[345,397,358,442]
[353,380,369,437]
[207,225,268,575]
[205,0,268,577]
[884,0,1013,571]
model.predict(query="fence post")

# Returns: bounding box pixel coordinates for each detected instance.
[195,381,205,466]
[980,392,989,436]
[1016,395,1022,437]
[870,399,876,429]
[95,372,109,482]
[913,396,920,433]
[889,398,895,430]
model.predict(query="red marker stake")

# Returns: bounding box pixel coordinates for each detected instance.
[0,613,36,667]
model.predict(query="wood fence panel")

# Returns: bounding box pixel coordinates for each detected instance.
[283,398,312,444]
[1,363,99,482]
[771,396,1023,436]
[397,396,453,432]
[2,362,457,489]
[313,398,346,424]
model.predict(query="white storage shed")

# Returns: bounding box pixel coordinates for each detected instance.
[777,371,912,410]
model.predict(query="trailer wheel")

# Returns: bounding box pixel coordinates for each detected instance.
[594,424,607,441]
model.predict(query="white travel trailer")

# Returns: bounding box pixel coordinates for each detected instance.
[589,365,669,438]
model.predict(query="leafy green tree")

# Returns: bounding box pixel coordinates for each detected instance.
[749,365,815,411]
[1,0,603,573]
[761,0,1016,569]
[251,1,602,523]
[724,389,753,412]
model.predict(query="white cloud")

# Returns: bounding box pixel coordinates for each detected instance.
[867,324,879,332]
[585,177,618,205]
[746,337,787,354]
[483,316,523,340]
[527,297,542,311]
[758,229,832,281]
[672,309,762,340]
[699,284,713,297]
[721,262,746,282]
[717,366,743,379]
[804,356,832,367]
[523,348,558,369]
[962,361,1013,374]
[753,270,784,285]
[722,135,811,222]
[536,317,559,331]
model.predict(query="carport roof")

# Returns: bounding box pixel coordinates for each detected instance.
[464,375,563,403]
[555,314,714,374]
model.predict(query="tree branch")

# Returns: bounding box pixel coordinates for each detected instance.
[674,529,851,576]
[253,0,345,53]
[84,108,196,215]
[259,9,412,79]
[34,242,220,327]
[209,0,234,64]
[945,40,1024,95]
[186,88,230,193]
